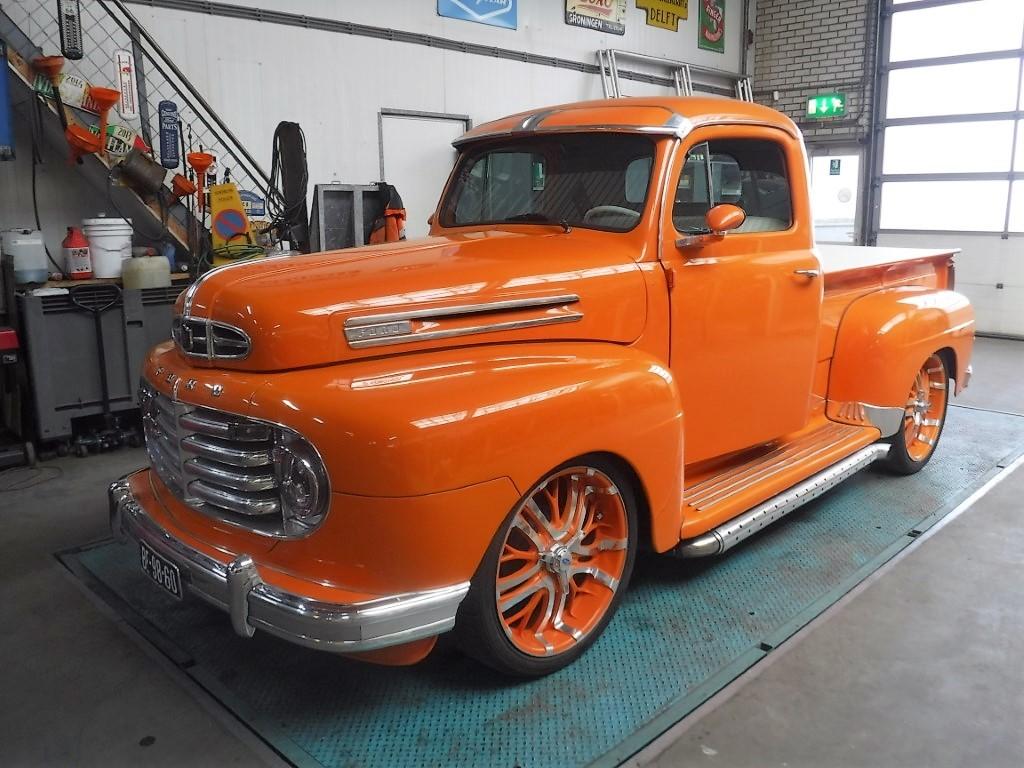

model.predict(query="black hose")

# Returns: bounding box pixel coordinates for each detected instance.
[28,95,69,273]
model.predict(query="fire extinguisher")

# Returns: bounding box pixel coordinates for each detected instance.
[62,226,92,279]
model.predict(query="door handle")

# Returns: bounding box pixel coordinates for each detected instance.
[793,268,820,279]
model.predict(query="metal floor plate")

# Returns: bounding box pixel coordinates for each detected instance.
[63,406,1024,768]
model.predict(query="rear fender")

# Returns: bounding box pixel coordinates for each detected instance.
[249,342,685,552]
[827,287,974,431]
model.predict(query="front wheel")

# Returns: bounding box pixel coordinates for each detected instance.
[882,353,949,475]
[457,457,637,677]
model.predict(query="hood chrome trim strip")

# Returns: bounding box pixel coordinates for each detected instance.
[344,294,580,328]
[347,311,583,349]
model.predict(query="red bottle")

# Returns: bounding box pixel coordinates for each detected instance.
[62,226,92,280]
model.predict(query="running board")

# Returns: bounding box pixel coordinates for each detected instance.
[672,443,891,558]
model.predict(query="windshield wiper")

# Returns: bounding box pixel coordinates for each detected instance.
[501,213,572,233]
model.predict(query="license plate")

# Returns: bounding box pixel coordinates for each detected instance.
[139,540,183,599]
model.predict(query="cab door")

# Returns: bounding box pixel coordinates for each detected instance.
[660,126,822,465]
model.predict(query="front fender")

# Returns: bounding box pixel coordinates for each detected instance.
[249,342,685,552]
[828,287,974,412]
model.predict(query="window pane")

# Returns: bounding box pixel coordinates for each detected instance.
[1009,181,1024,232]
[884,121,1014,174]
[674,139,792,234]
[1016,121,1024,170]
[886,59,1020,119]
[442,133,655,232]
[880,181,1009,231]
[890,0,1024,62]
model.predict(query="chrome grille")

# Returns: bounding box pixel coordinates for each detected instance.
[171,316,251,361]
[140,384,284,535]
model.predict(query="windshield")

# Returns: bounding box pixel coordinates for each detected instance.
[439,133,655,233]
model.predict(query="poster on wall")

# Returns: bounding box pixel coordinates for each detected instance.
[635,0,688,32]
[437,0,517,29]
[698,0,725,53]
[565,0,627,35]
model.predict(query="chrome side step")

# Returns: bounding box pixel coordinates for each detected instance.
[673,443,891,558]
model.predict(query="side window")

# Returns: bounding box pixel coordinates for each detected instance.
[625,156,652,204]
[673,138,793,234]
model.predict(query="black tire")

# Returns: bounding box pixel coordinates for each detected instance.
[881,353,950,475]
[456,455,638,677]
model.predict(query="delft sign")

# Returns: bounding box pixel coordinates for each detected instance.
[438,0,517,29]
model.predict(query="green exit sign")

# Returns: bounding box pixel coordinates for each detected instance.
[806,92,846,119]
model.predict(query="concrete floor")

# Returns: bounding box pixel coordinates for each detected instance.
[0,337,1021,767]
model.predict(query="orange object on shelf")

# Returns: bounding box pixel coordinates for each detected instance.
[186,151,214,216]
[33,55,69,131]
[87,86,120,160]
[65,124,102,164]
[169,173,196,203]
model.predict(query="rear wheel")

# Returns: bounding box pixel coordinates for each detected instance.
[882,353,949,475]
[457,457,637,677]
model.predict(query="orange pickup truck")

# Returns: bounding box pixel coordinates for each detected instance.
[109,97,974,677]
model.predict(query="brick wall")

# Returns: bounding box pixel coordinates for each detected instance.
[753,0,879,144]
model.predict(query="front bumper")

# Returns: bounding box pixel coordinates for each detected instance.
[108,473,469,653]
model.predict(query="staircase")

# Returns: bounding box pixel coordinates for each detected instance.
[1,0,269,260]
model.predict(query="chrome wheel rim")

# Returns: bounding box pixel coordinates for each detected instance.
[903,354,947,462]
[495,467,629,657]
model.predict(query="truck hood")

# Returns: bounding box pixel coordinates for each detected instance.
[177,229,649,371]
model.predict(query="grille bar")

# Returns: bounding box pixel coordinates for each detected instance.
[186,457,277,492]
[188,479,281,516]
[141,384,283,530]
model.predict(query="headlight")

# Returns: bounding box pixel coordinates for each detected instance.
[272,429,329,536]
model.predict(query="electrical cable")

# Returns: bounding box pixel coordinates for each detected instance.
[263,122,308,247]
[28,95,69,274]
[0,464,62,492]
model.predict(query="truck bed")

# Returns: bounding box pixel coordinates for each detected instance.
[817,244,960,276]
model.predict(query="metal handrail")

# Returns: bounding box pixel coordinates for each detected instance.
[96,0,270,187]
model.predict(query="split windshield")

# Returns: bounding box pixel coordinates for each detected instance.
[440,133,655,233]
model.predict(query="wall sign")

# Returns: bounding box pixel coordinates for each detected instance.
[437,0,516,29]
[635,0,688,32]
[806,93,846,119]
[239,189,266,217]
[698,0,725,53]
[566,0,627,35]
[830,159,842,176]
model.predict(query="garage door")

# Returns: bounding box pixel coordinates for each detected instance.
[380,112,469,239]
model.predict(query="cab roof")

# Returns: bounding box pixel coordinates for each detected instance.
[454,97,800,147]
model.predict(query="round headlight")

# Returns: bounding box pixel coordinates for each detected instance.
[272,430,329,535]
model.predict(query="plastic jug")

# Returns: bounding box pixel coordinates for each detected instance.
[2,229,48,284]
[122,253,171,289]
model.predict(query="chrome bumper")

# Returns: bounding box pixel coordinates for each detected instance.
[108,475,469,653]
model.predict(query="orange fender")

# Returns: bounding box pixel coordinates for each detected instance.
[249,342,685,553]
[828,287,975,413]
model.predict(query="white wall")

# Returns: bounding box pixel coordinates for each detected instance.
[126,0,746,191]
[878,232,1024,338]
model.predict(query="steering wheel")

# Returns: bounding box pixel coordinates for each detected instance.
[583,205,641,227]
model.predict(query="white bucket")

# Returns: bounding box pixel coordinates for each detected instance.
[82,217,133,278]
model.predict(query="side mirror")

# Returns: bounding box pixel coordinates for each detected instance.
[427,213,435,226]
[676,204,746,249]
[706,204,746,235]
